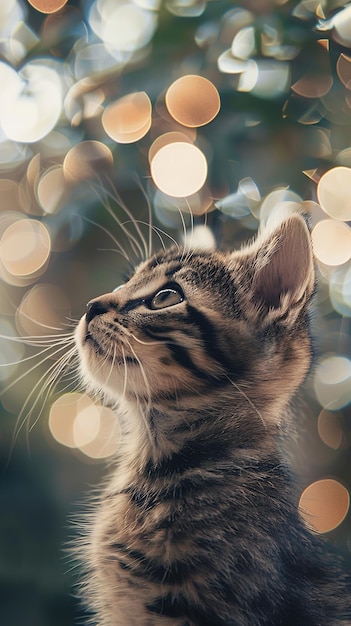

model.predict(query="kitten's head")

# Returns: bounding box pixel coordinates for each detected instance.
[75,212,314,425]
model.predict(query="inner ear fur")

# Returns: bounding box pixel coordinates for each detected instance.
[237,214,315,324]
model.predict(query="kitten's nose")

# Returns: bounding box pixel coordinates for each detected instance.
[86,299,109,324]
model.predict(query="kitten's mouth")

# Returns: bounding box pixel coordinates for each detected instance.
[84,329,105,354]
[84,327,139,367]
[83,318,104,348]
[76,315,140,370]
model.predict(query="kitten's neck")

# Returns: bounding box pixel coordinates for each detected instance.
[117,395,282,475]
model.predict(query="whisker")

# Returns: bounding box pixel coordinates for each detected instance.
[225,375,267,430]
[105,342,117,387]
[135,178,153,259]
[91,180,146,262]
[1,342,74,397]
[16,309,68,335]
[177,204,193,265]
[49,370,80,401]
[0,331,74,347]
[101,178,150,261]
[181,201,196,266]
[125,339,156,458]
[3,290,74,334]
[7,346,77,463]
[120,344,128,399]
[79,214,132,269]
[121,220,179,253]
[17,319,65,333]
[101,196,142,262]
[28,350,78,434]
[129,333,165,347]
[63,318,80,326]
[0,344,69,367]
[185,197,195,247]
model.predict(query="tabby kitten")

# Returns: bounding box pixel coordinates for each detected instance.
[75,211,350,626]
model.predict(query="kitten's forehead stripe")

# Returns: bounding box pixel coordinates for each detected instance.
[126,258,184,302]
[128,277,166,302]
[142,249,238,299]
[165,262,182,277]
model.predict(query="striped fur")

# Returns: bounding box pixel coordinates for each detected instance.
[75,213,350,625]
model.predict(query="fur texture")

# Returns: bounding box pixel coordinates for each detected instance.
[74,213,350,625]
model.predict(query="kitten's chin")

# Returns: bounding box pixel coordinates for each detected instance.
[75,314,88,346]
[75,315,92,364]
[75,315,131,402]
[77,355,126,404]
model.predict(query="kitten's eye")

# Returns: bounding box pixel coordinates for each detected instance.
[150,287,184,310]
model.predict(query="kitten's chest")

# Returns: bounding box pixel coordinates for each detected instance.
[95,473,191,563]
[91,459,259,574]
[86,466,290,626]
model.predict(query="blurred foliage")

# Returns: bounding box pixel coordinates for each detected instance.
[0,1,351,624]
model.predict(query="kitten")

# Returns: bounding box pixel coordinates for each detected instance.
[75,211,350,626]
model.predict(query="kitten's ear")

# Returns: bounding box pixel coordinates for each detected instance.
[239,214,315,326]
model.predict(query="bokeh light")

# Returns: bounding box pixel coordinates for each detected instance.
[27,0,68,13]
[16,284,70,336]
[317,167,351,221]
[73,403,100,447]
[37,166,67,214]
[328,265,351,318]
[63,140,113,183]
[0,179,21,212]
[216,177,261,218]
[150,141,208,197]
[0,318,25,382]
[0,60,62,143]
[41,6,87,54]
[49,392,120,459]
[331,6,351,47]
[165,75,220,127]
[318,409,344,450]
[217,52,249,75]
[89,0,157,55]
[232,25,255,59]
[336,53,351,89]
[183,224,216,250]
[0,219,51,279]
[259,188,302,225]
[291,40,332,99]
[49,392,90,449]
[239,60,290,98]
[313,356,351,411]
[153,185,213,227]
[102,92,152,143]
[167,0,206,18]
[311,220,351,266]
[299,479,350,534]
[148,131,194,163]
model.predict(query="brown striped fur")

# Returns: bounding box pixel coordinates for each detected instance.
[75,212,350,625]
